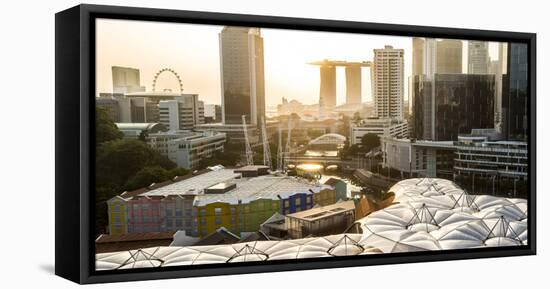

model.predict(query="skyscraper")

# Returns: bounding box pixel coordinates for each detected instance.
[412,38,463,77]
[413,74,495,141]
[111,66,146,94]
[319,63,337,109]
[219,27,265,126]
[436,39,463,74]
[468,41,490,74]
[372,45,404,120]
[345,66,362,105]
[503,42,528,141]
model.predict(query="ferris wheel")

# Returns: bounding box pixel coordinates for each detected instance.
[152,68,184,94]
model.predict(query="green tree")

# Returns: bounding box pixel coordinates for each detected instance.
[361,133,380,152]
[96,139,176,190]
[124,166,172,191]
[169,167,190,178]
[96,107,123,145]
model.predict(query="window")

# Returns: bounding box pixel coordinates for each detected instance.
[175,209,182,217]
[230,207,236,215]
[165,209,173,217]
[215,217,222,225]
[284,200,289,208]
[295,198,301,206]
[113,204,121,212]
[215,207,222,215]
[114,216,121,223]
[201,218,206,225]
[175,219,183,227]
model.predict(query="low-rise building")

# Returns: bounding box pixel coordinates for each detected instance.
[159,94,205,130]
[381,131,528,195]
[350,117,408,145]
[147,130,226,169]
[195,123,259,144]
[115,122,167,139]
[285,200,356,239]
[324,178,348,201]
[106,166,340,238]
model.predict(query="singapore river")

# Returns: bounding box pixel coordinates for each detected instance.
[295,163,363,199]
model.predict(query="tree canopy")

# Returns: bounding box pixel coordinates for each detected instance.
[96,107,123,144]
[360,133,380,152]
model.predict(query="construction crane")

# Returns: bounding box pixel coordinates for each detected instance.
[242,115,254,166]
[260,116,272,169]
[283,118,292,171]
[277,124,283,172]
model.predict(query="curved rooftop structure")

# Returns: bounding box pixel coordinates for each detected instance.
[308,133,347,146]
[115,122,167,133]
[97,178,528,270]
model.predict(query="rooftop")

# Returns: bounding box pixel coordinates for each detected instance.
[287,200,356,221]
[97,178,528,270]
[117,168,330,206]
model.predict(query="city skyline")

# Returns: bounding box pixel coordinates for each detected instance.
[96,19,502,107]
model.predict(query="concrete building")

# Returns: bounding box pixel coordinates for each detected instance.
[381,130,528,194]
[436,39,463,74]
[219,27,265,126]
[319,63,337,109]
[285,200,356,239]
[454,136,527,181]
[97,93,156,123]
[345,66,362,105]
[115,123,167,139]
[148,130,226,169]
[96,96,120,122]
[468,41,490,74]
[380,136,456,178]
[111,66,146,94]
[204,104,222,123]
[309,60,371,111]
[158,94,205,131]
[195,122,259,144]
[411,38,463,77]
[372,45,404,120]
[350,118,409,145]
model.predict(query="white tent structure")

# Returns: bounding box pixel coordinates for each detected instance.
[96,178,528,270]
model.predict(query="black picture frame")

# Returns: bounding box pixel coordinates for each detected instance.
[55,4,537,284]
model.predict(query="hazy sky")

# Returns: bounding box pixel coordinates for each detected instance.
[96,19,501,107]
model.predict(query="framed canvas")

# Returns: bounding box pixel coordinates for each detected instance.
[55,4,536,284]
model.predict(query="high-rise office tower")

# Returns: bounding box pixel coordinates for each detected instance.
[413,74,495,141]
[492,43,506,131]
[503,42,528,141]
[372,45,404,120]
[345,66,362,105]
[436,39,463,74]
[412,38,463,77]
[219,27,265,126]
[159,94,205,131]
[111,66,146,94]
[468,41,490,74]
[412,38,425,76]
